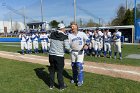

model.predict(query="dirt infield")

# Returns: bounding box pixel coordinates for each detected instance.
[0,51,140,82]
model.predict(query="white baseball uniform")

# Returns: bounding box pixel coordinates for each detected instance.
[113,31,122,53]
[26,35,32,52]
[32,33,39,50]
[69,31,89,84]
[40,33,48,53]
[19,33,27,51]
[94,32,103,51]
[103,31,112,57]
[68,31,89,63]
[103,32,112,52]
[113,30,122,59]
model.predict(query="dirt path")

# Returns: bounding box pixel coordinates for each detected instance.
[0,51,140,82]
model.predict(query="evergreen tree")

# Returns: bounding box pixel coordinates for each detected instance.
[49,20,59,28]
[111,6,126,26]
[122,9,134,25]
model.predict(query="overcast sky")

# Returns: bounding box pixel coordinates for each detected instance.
[0,0,136,25]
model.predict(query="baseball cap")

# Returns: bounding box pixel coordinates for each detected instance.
[105,28,109,31]
[58,23,65,29]
[95,27,100,30]
[115,28,119,31]
[40,29,46,32]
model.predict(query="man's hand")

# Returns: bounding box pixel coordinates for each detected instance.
[83,44,88,50]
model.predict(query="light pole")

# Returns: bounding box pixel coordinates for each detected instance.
[23,6,26,30]
[9,12,13,32]
[40,0,44,22]
[134,0,137,42]
[74,0,76,24]
[126,0,128,10]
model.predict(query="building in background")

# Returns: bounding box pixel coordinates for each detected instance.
[26,22,51,31]
[0,21,25,33]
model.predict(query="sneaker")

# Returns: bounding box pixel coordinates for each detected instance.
[70,79,75,84]
[120,57,122,60]
[59,84,67,91]
[77,82,83,87]
[109,56,112,59]
[95,55,97,57]
[98,55,100,57]
[49,86,54,89]
[114,56,116,59]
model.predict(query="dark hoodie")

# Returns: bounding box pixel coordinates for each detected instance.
[49,30,70,57]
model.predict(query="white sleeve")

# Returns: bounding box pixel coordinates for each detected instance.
[107,32,112,37]
[68,34,72,43]
[83,32,89,40]
[19,34,21,38]
[119,32,122,36]
[83,32,89,44]
[40,35,42,39]
[99,31,103,36]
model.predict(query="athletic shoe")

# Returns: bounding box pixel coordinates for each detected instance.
[59,84,67,91]
[120,57,122,60]
[49,86,54,89]
[77,81,83,86]
[114,56,116,59]
[70,79,75,84]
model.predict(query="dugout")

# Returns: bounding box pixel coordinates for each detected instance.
[107,25,134,43]
[26,22,46,30]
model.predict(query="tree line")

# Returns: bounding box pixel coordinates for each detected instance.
[49,5,140,28]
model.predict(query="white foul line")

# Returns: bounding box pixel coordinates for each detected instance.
[0,52,140,76]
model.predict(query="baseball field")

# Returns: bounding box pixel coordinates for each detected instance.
[0,43,140,93]
[0,43,140,66]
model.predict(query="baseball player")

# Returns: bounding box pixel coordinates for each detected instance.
[85,30,92,55]
[32,30,39,54]
[68,23,89,86]
[19,31,27,55]
[103,29,112,58]
[26,32,32,54]
[40,29,49,53]
[112,29,122,60]
[90,30,95,56]
[93,28,103,57]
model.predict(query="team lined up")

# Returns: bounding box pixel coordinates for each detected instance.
[19,30,50,54]
[19,28,122,60]
[81,28,122,60]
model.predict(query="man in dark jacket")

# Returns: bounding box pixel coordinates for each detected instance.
[49,23,70,90]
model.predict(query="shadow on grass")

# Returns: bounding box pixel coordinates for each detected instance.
[46,65,72,80]
[17,50,22,54]
[34,68,52,88]
[63,69,72,80]
[34,66,72,89]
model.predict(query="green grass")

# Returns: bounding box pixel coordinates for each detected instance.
[0,43,21,52]
[0,57,140,93]
[0,43,140,66]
